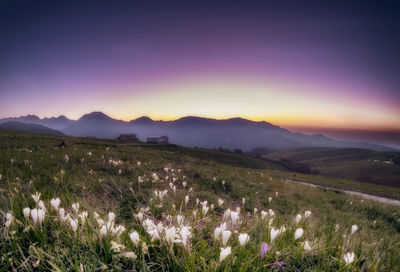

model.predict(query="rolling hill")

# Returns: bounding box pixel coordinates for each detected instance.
[262,147,400,187]
[0,121,65,136]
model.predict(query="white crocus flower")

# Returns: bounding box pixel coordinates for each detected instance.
[219,247,231,263]
[177,215,184,226]
[218,199,224,207]
[192,210,198,219]
[136,212,144,222]
[23,207,31,219]
[179,226,192,247]
[50,198,61,210]
[164,226,177,245]
[214,227,221,240]
[38,208,46,222]
[223,209,231,221]
[295,214,302,224]
[31,192,41,203]
[343,252,355,264]
[268,209,275,217]
[30,208,39,225]
[72,203,79,213]
[222,230,231,246]
[238,233,250,246]
[201,205,209,216]
[58,208,66,220]
[268,197,272,203]
[117,251,137,260]
[303,240,312,251]
[294,228,304,240]
[270,227,280,242]
[261,210,267,219]
[254,208,258,214]
[5,212,13,228]
[70,218,78,232]
[242,197,246,205]
[351,225,358,235]
[108,212,115,223]
[230,211,239,227]
[130,231,140,246]
[219,222,227,233]
[38,200,46,210]
[185,195,189,205]
[100,225,107,237]
[78,211,88,224]
[112,224,126,236]
[110,241,126,252]
[304,211,312,218]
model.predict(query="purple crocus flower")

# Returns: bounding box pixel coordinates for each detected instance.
[260,242,270,260]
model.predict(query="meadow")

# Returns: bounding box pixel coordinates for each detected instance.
[0,130,399,271]
[263,147,400,188]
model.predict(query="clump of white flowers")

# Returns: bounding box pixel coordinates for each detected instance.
[2,162,372,270]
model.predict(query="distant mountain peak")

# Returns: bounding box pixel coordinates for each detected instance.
[79,111,112,121]
[56,115,68,120]
[21,114,40,120]
[131,116,154,124]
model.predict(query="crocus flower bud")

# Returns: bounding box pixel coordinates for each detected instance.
[260,242,269,260]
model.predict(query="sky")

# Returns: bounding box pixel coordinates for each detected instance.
[1,0,400,133]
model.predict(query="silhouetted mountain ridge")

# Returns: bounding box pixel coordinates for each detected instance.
[0,112,395,151]
[0,115,73,130]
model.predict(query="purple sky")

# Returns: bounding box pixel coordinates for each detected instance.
[0,0,399,131]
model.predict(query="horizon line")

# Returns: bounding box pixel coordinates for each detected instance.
[1,111,400,132]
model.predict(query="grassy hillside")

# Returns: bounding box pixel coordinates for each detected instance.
[264,147,400,187]
[0,121,65,136]
[0,130,400,271]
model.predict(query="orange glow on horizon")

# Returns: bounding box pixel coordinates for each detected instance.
[23,76,400,132]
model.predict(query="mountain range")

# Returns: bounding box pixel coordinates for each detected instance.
[0,112,395,151]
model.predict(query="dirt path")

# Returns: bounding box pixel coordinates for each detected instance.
[286,178,400,207]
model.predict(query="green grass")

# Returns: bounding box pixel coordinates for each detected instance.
[275,171,400,200]
[264,147,400,187]
[0,130,400,271]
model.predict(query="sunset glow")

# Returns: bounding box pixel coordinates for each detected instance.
[0,1,399,132]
